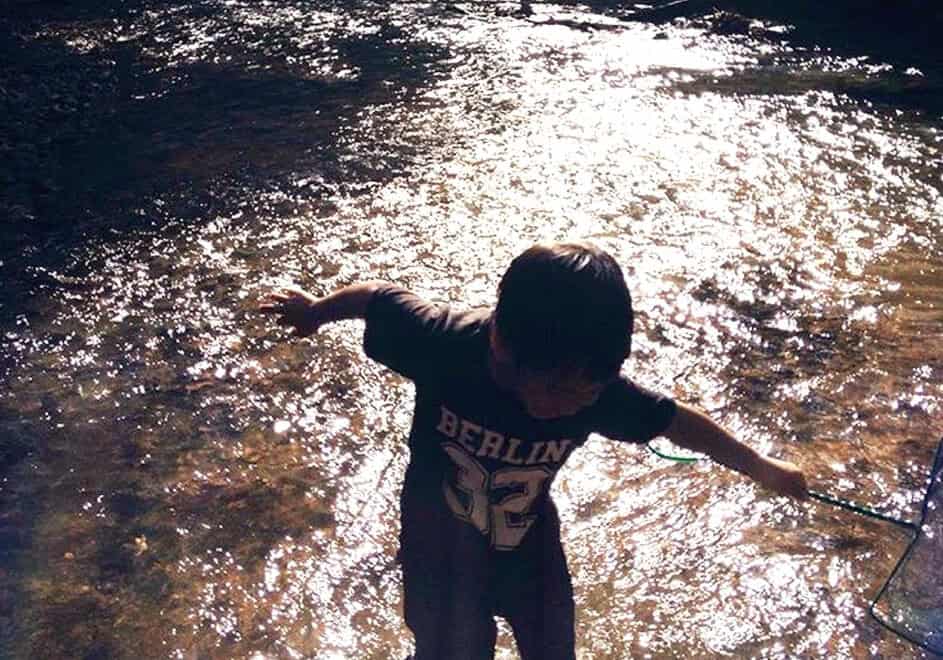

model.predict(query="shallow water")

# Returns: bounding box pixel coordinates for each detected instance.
[2,1,942,658]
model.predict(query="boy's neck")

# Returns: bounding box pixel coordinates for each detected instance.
[486,317,519,394]
[487,343,517,393]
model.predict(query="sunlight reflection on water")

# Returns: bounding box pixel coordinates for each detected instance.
[3,1,943,658]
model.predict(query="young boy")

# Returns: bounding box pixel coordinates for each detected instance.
[260,242,807,660]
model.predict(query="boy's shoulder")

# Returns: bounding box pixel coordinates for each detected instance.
[373,284,492,339]
[588,376,677,443]
[365,285,493,380]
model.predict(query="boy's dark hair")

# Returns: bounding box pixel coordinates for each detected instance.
[494,242,633,380]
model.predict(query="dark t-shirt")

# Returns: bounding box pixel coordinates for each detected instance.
[364,285,676,553]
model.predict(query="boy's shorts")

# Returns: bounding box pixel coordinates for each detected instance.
[399,497,576,660]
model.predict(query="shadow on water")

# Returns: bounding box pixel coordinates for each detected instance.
[726,0,943,65]
[1,0,450,293]
[591,0,943,58]
[580,0,943,116]
[718,0,943,118]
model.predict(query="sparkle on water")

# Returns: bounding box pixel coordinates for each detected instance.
[2,1,942,658]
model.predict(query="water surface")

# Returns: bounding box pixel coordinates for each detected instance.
[2,2,942,658]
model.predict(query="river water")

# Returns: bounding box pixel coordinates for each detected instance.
[2,1,942,658]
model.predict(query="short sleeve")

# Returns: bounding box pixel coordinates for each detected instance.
[589,377,677,444]
[363,285,454,383]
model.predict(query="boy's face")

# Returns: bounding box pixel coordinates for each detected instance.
[489,323,615,419]
[513,368,610,419]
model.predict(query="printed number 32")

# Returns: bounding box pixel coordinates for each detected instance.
[442,443,552,550]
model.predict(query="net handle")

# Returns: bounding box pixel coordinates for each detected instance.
[806,490,917,531]
[646,443,917,529]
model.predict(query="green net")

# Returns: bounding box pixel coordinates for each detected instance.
[648,434,943,656]
[870,437,943,656]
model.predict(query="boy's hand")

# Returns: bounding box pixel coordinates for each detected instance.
[259,286,324,337]
[752,456,809,500]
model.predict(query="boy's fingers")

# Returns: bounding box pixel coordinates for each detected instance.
[271,287,306,301]
[260,291,307,308]
[788,473,809,500]
[797,481,810,500]
[259,301,295,313]
[261,289,301,302]
[261,293,292,305]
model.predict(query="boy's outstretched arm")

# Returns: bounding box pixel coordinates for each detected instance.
[662,402,809,499]
[258,282,385,336]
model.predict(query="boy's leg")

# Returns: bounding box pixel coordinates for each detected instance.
[400,499,498,660]
[495,503,576,660]
[401,554,498,660]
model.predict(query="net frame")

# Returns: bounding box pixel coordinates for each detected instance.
[869,437,943,656]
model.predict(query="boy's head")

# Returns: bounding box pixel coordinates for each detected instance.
[491,242,633,418]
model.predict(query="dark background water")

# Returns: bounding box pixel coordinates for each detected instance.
[2,1,942,658]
